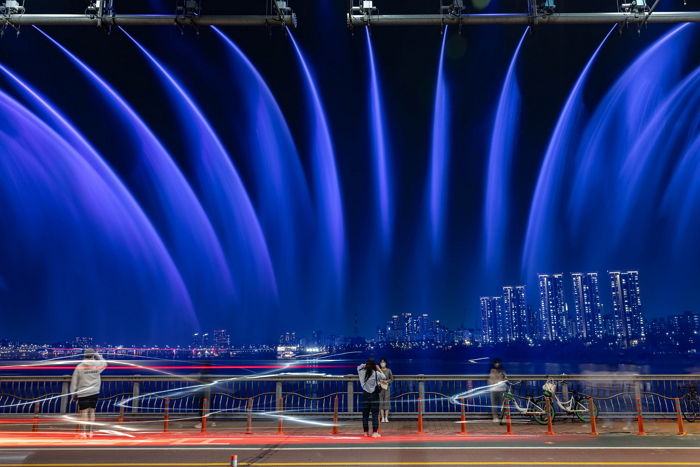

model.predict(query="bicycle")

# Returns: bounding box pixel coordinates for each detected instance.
[540,377,598,423]
[679,384,700,423]
[497,380,552,425]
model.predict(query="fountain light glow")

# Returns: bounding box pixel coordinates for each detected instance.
[521,26,616,275]
[365,27,393,256]
[427,28,450,261]
[32,26,234,318]
[483,27,529,273]
[119,27,278,309]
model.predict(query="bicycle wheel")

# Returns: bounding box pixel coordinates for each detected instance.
[574,399,598,423]
[530,399,554,425]
[681,396,700,423]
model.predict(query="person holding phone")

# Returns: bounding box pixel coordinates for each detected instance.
[357,358,386,437]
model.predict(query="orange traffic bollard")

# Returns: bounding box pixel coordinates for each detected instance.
[32,403,40,433]
[459,398,467,435]
[331,396,339,435]
[200,397,208,434]
[277,398,285,435]
[417,397,424,434]
[635,397,646,436]
[545,397,554,435]
[588,398,599,435]
[163,397,170,433]
[245,398,253,435]
[230,454,238,467]
[505,399,513,435]
[675,398,686,436]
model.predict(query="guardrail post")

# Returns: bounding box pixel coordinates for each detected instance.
[118,400,125,424]
[635,397,646,435]
[132,381,140,414]
[275,381,283,409]
[332,396,339,435]
[545,397,554,435]
[59,381,69,414]
[347,380,354,413]
[277,397,285,435]
[32,402,40,433]
[561,380,569,402]
[200,397,208,434]
[675,398,686,436]
[588,398,598,435]
[163,397,170,433]
[417,397,424,434]
[459,398,467,435]
[505,399,513,435]
[245,398,253,435]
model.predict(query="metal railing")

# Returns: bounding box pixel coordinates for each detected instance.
[1,374,699,420]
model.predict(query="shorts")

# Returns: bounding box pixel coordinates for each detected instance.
[77,394,99,410]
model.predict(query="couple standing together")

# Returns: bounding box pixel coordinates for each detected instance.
[357,358,393,437]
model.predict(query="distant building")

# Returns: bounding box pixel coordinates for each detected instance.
[609,271,645,348]
[481,296,504,344]
[571,273,604,341]
[191,332,209,348]
[279,331,298,346]
[72,337,94,348]
[213,329,230,349]
[502,286,529,341]
[538,274,569,341]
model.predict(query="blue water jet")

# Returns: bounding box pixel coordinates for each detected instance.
[427,28,450,261]
[365,27,393,256]
[119,28,278,308]
[0,89,195,340]
[33,27,234,316]
[287,29,346,292]
[483,28,529,273]
[662,132,700,247]
[567,24,695,239]
[615,66,700,240]
[522,26,616,275]
[211,26,314,300]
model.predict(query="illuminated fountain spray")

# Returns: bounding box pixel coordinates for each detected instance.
[33,27,234,316]
[0,89,196,337]
[211,26,314,304]
[365,27,393,256]
[567,24,696,252]
[521,26,616,276]
[120,28,278,312]
[426,27,450,261]
[616,66,700,242]
[287,29,346,299]
[483,27,529,274]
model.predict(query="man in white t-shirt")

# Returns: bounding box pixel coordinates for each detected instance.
[70,349,107,438]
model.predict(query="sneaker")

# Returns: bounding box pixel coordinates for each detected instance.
[371,432,381,438]
[87,432,94,438]
[194,423,202,429]
[363,432,370,437]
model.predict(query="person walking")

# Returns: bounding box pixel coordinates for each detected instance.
[70,349,107,438]
[487,358,507,422]
[357,358,386,437]
[378,358,393,423]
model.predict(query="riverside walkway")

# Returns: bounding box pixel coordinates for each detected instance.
[0,419,698,466]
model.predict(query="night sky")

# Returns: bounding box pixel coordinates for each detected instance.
[1,0,699,344]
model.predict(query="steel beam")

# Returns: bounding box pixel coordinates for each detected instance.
[0,14,296,27]
[347,11,700,27]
